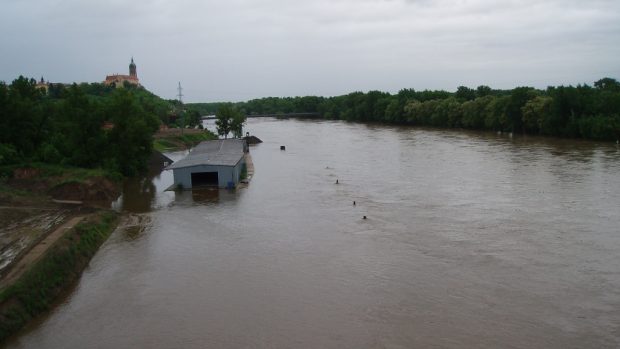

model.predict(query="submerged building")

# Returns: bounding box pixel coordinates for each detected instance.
[167,139,248,189]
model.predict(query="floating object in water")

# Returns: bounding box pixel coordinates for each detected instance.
[280,145,286,150]
[336,179,339,184]
[353,201,356,205]
[363,215,367,220]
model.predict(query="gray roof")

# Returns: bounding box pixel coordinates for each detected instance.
[166,139,245,169]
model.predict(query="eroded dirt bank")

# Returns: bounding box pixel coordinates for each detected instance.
[0,166,121,277]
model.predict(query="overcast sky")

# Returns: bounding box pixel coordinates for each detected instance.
[1,0,619,102]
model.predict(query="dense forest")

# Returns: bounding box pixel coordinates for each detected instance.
[188,78,620,141]
[0,77,181,176]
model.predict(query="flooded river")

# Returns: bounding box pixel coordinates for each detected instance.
[7,118,620,348]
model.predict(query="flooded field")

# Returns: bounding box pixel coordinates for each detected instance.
[0,208,70,275]
[6,118,620,348]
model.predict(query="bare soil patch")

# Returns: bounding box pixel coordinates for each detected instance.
[48,178,119,203]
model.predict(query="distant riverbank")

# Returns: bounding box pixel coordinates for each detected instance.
[187,77,620,142]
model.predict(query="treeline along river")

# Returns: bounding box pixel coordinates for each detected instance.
[6,118,620,348]
[189,77,620,142]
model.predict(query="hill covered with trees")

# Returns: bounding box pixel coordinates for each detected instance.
[0,77,177,176]
[188,78,620,142]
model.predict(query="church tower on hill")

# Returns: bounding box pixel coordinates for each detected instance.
[104,57,140,87]
[129,57,137,78]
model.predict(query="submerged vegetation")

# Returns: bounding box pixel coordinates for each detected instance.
[188,77,620,142]
[0,211,119,342]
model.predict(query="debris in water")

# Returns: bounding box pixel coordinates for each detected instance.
[244,135,262,145]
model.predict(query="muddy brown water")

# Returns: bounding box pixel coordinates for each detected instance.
[6,118,620,348]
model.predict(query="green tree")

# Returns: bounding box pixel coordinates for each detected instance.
[185,110,202,128]
[384,99,402,123]
[1,77,47,160]
[431,97,462,127]
[215,105,232,138]
[505,87,536,133]
[105,89,159,176]
[216,104,245,138]
[485,95,509,131]
[0,143,17,165]
[456,86,476,101]
[462,95,494,129]
[476,85,493,98]
[577,115,614,140]
[404,100,422,124]
[521,96,553,134]
[230,110,247,138]
[51,84,107,167]
[0,82,8,145]
[594,77,620,92]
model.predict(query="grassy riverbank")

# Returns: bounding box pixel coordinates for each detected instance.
[153,129,217,152]
[0,211,119,342]
[0,163,114,185]
[0,163,121,205]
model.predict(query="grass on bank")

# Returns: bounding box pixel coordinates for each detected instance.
[0,163,121,205]
[153,130,217,152]
[0,182,39,199]
[0,211,119,342]
[0,163,120,185]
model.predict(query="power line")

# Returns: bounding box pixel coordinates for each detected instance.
[177,81,184,103]
[177,82,185,135]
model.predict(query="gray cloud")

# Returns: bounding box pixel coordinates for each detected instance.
[1,0,619,101]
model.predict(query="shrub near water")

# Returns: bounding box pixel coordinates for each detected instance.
[0,211,119,342]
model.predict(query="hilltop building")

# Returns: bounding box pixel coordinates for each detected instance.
[35,77,49,92]
[35,77,72,93]
[104,58,140,87]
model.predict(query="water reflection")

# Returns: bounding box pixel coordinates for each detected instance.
[190,188,220,204]
[116,176,157,213]
[172,187,221,206]
[111,150,187,213]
